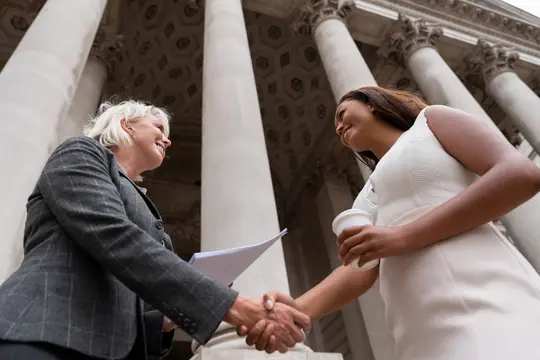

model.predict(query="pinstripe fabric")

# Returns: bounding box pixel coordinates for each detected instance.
[0,136,238,359]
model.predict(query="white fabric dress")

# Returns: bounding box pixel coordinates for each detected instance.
[352,108,540,360]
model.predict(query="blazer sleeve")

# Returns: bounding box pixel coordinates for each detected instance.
[37,136,238,344]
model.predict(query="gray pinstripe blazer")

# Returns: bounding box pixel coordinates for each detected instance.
[0,136,238,359]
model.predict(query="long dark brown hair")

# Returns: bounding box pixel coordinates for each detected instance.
[338,86,428,171]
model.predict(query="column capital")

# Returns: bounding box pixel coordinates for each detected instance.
[291,0,354,37]
[379,15,443,67]
[90,27,123,64]
[468,39,520,84]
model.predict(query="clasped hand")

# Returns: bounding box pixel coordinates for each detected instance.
[235,293,311,353]
[235,292,306,353]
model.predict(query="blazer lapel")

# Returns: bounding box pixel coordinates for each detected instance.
[115,164,162,220]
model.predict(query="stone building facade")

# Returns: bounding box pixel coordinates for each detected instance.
[0,0,539,359]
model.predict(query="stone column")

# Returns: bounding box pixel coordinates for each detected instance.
[380,15,540,273]
[0,0,108,283]
[293,0,374,179]
[470,40,540,154]
[518,139,540,166]
[292,2,391,359]
[55,30,120,144]
[316,172,376,360]
[379,15,501,135]
[313,158,394,360]
[293,0,376,102]
[191,0,338,358]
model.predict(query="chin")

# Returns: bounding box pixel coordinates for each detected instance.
[152,160,164,170]
[148,156,164,170]
[341,139,358,152]
[347,135,367,151]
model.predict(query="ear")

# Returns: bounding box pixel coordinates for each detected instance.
[120,118,135,136]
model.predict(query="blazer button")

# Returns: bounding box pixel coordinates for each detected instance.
[155,220,164,229]
[188,323,198,334]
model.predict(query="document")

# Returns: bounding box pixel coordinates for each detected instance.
[189,229,288,286]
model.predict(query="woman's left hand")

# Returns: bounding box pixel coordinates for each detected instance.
[163,316,177,332]
[337,225,412,266]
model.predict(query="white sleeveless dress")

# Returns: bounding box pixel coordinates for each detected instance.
[352,108,540,360]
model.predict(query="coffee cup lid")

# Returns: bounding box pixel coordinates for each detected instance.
[334,209,373,220]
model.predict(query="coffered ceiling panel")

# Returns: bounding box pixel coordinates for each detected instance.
[245,12,335,192]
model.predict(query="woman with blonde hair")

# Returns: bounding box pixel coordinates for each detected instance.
[0,100,310,359]
[241,86,540,360]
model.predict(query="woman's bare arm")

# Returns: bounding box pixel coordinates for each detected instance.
[240,264,378,348]
[296,265,378,320]
[401,105,540,250]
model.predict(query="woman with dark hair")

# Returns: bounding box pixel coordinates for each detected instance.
[240,86,540,359]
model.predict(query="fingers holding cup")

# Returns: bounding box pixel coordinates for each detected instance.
[339,234,372,264]
[333,209,373,244]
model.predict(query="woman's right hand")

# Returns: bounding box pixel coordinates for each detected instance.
[236,292,307,352]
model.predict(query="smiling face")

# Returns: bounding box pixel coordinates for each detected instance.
[334,99,379,151]
[124,116,171,171]
[333,86,427,170]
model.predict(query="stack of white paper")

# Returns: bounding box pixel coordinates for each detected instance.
[189,229,288,286]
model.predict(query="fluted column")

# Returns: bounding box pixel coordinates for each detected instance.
[380,16,501,136]
[0,0,108,283]
[190,0,335,358]
[56,31,120,144]
[319,172,395,360]
[470,40,540,154]
[380,15,540,273]
[199,0,287,306]
[293,0,374,182]
[293,0,376,102]
[293,2,391,360]
[316,171,376,360]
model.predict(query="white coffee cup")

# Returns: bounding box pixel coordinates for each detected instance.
[332,209,379,271]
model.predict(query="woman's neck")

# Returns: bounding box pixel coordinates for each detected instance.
[111,147,143,181]
[369,127,404,160]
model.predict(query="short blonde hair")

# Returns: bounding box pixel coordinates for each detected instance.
[84,100,171,147]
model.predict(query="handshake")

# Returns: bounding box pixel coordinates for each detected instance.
[224,291,310,354]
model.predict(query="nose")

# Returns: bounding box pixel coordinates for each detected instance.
[336,124,345,136]
[163,137,172,148]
